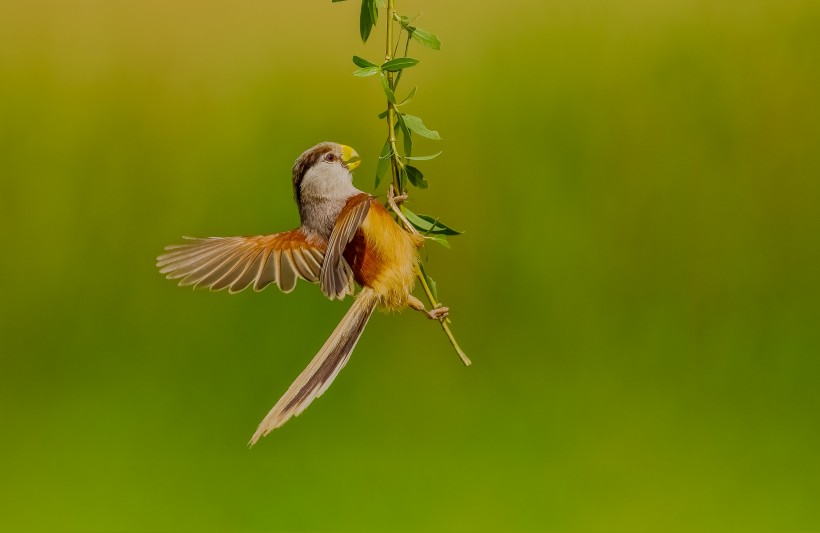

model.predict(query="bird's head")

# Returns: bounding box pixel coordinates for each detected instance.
[292,142,361,209]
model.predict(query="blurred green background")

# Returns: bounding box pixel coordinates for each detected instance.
[2,0,819,530]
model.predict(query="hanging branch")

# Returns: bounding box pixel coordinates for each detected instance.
[334,0,471,366]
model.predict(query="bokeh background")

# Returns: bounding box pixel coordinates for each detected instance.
[2,0,819,530]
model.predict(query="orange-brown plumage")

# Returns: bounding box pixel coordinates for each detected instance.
[342,196,423,311]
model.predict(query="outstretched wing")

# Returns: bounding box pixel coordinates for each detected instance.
[157,230,326,294]
[320,193,372,300]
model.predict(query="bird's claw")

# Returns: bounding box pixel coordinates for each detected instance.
[427,306,449,320]
[387,185,408,205]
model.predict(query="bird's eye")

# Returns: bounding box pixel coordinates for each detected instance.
[324,153,336,163]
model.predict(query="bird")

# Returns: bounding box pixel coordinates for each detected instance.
[156,142,448,445]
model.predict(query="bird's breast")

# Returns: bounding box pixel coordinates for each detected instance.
[342,200,421,310]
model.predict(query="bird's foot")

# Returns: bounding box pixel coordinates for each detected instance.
[387,185,408,205]
[426,306,449,320]
[408,295,449,320]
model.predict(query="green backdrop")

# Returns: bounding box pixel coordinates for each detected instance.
[1,1,819,530]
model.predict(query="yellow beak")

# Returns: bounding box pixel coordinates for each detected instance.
[340,145,361,171]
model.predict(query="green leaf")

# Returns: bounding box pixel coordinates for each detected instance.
[369,1,378,27]
[397,14,419,26]
[409,27,441,50]
[404,151,441,161]
[353,66,380,77]
[404,165,428,189]
[397,86,417,106]
[359,0,377,43]
[427,275,438,301]
[402,114,441,140]
[396,113,412,156]
[332,0,347,3]
[377,109,388,119]
[425,233,451,248]
[381,57,420,72]
[352,55,378,68]
[375,0,386,7]
[375,140,392,188]
[415,215,463,235]
[401,206,463,235]
[379,72,396,103]
[399,166,408,190]
[418,262,438,302]
[395,15,440,50]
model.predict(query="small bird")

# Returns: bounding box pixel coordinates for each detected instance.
[157,142,448,445]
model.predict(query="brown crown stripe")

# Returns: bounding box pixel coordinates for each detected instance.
[292,142,335,215]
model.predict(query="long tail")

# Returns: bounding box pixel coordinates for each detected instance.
[249,287,379,445]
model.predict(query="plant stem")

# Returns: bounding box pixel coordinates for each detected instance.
[393,27,402,58]
[385,0,394,62]
[394,33,411,88]
[387,185,472,367]
[414,263,472,366]
[385,0,402,195]
[383,0,470,367]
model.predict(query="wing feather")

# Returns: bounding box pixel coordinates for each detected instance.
[189,248,252,288]
[278,250,298,293]
[320,194,372,300]
[159,239,248,276]
[300,249,322,279]
[157,230,325,295]
[290,249,318,282]
[253,248,277,292]
[207,247,260,291]
[229,249,266,294]
[177,244,250,286]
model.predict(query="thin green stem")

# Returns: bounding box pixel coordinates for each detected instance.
[385,0,402,195]
[414,263,471,366]
[381,0,470,366]
[385,0,394,62]
[386,185,471,367]
[394,33,412,88]
[393,27,402,58]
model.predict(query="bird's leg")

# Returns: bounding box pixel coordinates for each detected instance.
[408,294,449,320]
[387,184,408,205]
[387,184,418,236]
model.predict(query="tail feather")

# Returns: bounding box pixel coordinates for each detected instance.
[249,288,378,445]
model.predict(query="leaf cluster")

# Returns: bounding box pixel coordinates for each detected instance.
[334,0,459,249]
